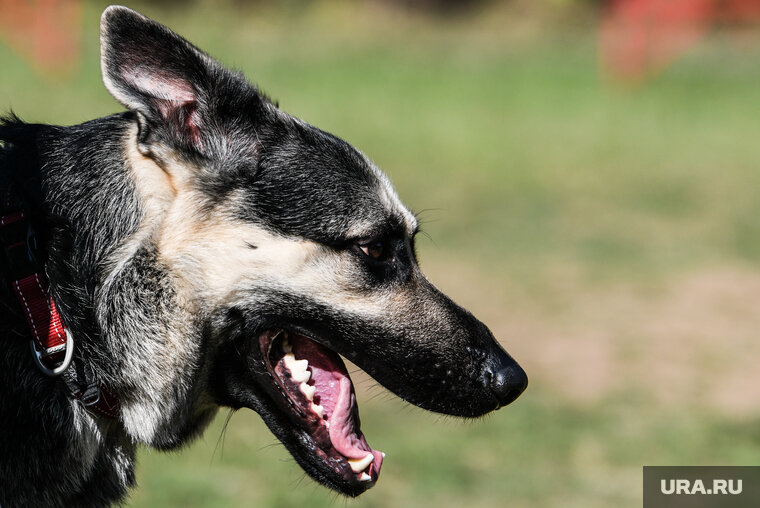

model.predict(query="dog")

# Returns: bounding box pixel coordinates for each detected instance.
[0,6,527,506]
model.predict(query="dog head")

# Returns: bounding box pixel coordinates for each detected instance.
[99,6,526,497]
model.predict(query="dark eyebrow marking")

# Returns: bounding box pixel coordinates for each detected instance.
[245,241,258,249]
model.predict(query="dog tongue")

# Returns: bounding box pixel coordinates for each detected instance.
[325,378,373,453]
[328,377,384,475]
[290,335,384,477]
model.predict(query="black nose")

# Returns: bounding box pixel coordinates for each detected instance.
[487,361,528,408]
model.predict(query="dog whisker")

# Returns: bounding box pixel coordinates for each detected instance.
[211,409,236,464]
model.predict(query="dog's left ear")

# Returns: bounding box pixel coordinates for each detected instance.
[100,6,216,156]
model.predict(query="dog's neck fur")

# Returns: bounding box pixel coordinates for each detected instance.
[0,115,218,507]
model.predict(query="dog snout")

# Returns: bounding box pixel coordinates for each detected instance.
[483,353,528,409]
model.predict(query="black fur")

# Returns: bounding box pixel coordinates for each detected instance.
[0,6,527,506]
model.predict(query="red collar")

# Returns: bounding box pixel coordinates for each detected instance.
[1,185,120,419]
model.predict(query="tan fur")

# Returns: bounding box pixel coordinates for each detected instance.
[158,213,401,316]
[94,129,213,443]
[124,127,416,333]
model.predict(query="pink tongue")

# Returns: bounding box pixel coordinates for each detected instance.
[328,377,384,475]
[290,334,383,475]
[328,378,370,459]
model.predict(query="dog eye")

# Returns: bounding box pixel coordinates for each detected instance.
[358,241,385,261]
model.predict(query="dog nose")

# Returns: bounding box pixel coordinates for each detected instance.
[486,360,528,408]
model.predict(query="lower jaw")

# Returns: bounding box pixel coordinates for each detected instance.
[258,329,384,486]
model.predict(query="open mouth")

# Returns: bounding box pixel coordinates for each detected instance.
[257,329,384,490]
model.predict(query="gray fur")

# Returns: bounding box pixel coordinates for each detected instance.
[0,6,527,506]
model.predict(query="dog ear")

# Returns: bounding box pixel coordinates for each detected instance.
[100,6,214,155]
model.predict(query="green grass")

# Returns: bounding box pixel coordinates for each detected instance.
[130,391,760,508]
[2,2,760,506]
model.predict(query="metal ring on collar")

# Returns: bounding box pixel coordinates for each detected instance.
[29,329,74,377]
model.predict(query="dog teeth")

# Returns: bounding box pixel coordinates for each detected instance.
[310,403,324,418]
[300,383,316,400]
[359,473,372,482]
[348,453,374,473]
[291,362,310,383]
[282,354,311,383]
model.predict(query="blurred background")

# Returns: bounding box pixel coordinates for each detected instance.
[2,0,760,506]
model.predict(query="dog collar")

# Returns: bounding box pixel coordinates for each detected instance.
[1,184,120,419]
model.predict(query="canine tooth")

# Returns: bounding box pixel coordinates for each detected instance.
[359,473,372,482]
[310,403,324,418]
[300,383,316,400]
[348,453,374,473]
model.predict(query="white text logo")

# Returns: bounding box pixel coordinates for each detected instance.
[661,479,743,495]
